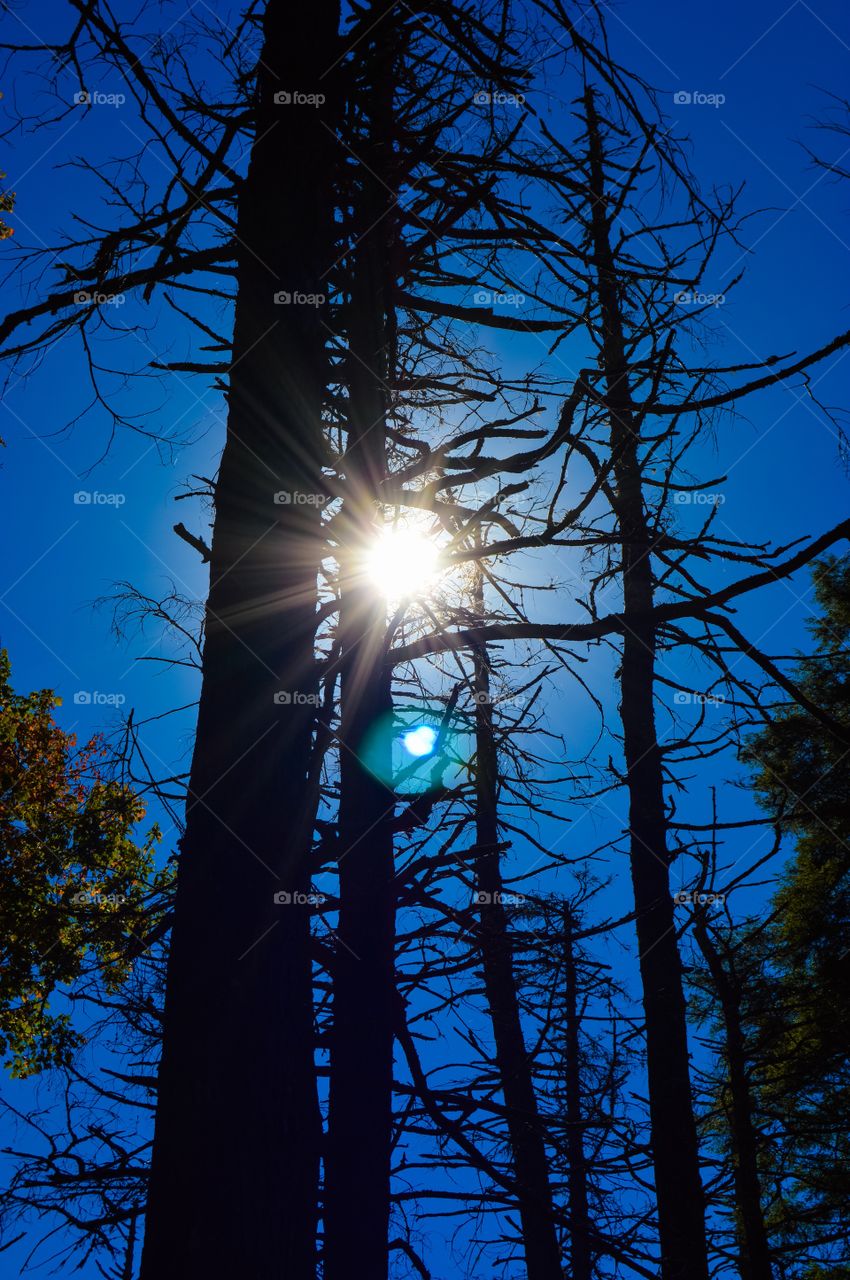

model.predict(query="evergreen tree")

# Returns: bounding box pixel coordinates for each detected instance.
[739,556,850,1269]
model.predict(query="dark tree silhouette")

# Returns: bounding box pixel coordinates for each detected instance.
[140,4,341,1275]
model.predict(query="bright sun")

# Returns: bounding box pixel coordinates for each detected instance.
[366,522,441,601]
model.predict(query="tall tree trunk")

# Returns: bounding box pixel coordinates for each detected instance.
[141,5,339,1276]
[694,921,774,1280]
[471,565,563,1280]
[583,87,710,1280]
[323,9,397,1276]
[563,907,592,1280]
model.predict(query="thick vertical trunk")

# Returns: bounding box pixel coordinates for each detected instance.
[324,602,395,1279]
[141,5,339,1277]
[563,908,592,1280]
[323,487,395,1279]
[694,923,774,1280]
[471,566,563,1280]
[583,89,710,1280]
[323,11,397,1276]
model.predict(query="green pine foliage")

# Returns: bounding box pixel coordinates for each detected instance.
[737,556,850,1262]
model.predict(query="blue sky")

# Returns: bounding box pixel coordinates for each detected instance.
[1,0,850,1275]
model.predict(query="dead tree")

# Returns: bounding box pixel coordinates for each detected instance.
[141,4,340,1276]
[323,6,399,1276]
[580,86,710,1280]
[470,554,564,1280]
[563,904,592,1280]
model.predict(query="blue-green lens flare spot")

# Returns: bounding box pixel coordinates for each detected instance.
[359,704,473,794]
[403,725,438,758]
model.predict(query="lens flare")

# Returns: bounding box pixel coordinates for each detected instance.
[358,705,472,794]
[402,725,438,757]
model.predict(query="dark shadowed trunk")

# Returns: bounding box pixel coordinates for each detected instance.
[583,87,710,1280]
[563,907,592,1280]
[471,565,563,1280]
[141,5,339,1277]
[323,9,398,1277]
[693,920,774,1280]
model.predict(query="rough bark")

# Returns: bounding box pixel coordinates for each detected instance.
[584,87,710,1280]
[140,5,339,1276]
